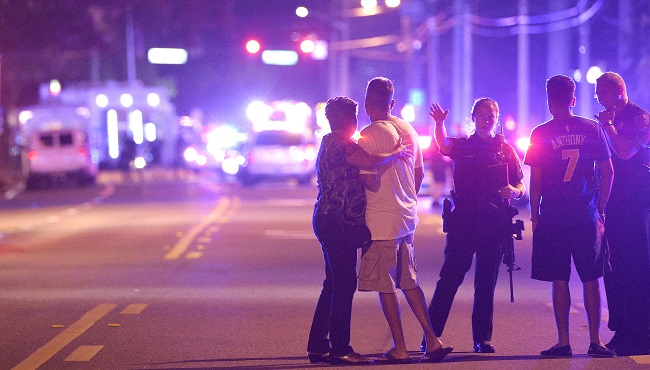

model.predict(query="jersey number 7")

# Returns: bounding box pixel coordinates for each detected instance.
[561,149,579,182]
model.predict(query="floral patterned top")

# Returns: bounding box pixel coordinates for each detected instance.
[313,132,367,226]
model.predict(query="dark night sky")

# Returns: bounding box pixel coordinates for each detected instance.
[0,0,648,132]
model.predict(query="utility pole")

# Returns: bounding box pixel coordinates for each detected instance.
[426,16,440,109]
[0,53,3,107]
[517,0,530,131]
[451,0,472,134]
[546,0,571,121]
[402,0,426,122]
[577,19,591,117]
[91,49,101,84]
[401,8,415,100]
[126,1,137,84]
[617,1,634,76]
[328,0,351,97]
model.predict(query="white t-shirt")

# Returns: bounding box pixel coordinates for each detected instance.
[358,115,423,240]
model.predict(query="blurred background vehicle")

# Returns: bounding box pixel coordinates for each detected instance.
[27,128,97,188]
[16,80,179,188]
[179,118,248,176]
[19,103,98,188]
[237,100,317,186]
[239,129,317,186]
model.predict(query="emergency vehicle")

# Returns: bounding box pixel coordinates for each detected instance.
[237,100,317,185]
[19,80,178,187]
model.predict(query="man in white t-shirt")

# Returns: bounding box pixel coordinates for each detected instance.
[357,77,452,364]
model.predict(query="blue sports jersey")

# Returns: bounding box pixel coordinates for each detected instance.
[524,115,611,225]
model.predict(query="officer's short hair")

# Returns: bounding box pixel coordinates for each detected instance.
[546,75,575,105]
[325,96,358,132]
[366,77,394,109]
[596,71,626,92]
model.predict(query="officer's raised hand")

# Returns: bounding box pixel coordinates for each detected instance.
[429,103,449,124]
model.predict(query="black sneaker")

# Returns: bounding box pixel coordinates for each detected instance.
[474,341,495,353]
[540,344,572,358]
[587,343,616,358]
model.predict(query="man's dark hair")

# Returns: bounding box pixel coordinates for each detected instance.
[325,96,358,132]
[365,77,394,109]
[546,75,575,105]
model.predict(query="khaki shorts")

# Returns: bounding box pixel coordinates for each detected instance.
[358,234,419,293]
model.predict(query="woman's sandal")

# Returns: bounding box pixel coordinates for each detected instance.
[373,351,411,364]
[420,346,453,363]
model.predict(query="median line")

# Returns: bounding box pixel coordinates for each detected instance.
[164,197,231,260]
[12,303,117,370]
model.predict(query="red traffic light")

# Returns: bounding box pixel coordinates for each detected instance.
[245,39,261,54]
[299,39,315,54]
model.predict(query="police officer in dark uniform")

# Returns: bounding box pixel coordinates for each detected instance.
[595,72,650,356]
[422,99,525,354]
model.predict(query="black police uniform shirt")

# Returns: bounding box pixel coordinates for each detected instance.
[609,102,650,207]
[445,133,524,209]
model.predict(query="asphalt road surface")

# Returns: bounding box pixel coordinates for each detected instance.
[0,169,648,369]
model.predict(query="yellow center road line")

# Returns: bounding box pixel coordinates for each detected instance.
[164,197,236,260]
[631,355,650,364]
[11,303,116,370]
[221,196,240,221]
[120,303,148,315]
[64,345,104,362]
[185,251,203,259]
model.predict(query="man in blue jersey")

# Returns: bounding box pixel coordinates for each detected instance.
[525,75,615,358]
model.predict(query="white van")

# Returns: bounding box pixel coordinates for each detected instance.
[26,129,98,188]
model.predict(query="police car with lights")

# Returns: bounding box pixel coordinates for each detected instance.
[237,100,317,186]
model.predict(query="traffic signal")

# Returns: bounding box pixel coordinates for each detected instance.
[245,39,261,54]
[299,39,316,54]
[297,35,327,60]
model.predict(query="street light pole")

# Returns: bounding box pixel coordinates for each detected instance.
[125,1,137,84]
[577,19,591,117]
[329,0,351,97]
[517,0,530,131]
[426,17,440,109]
[451,0,472,133]
[0,53,3,106]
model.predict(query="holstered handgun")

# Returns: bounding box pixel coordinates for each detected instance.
[442,197,452,233]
